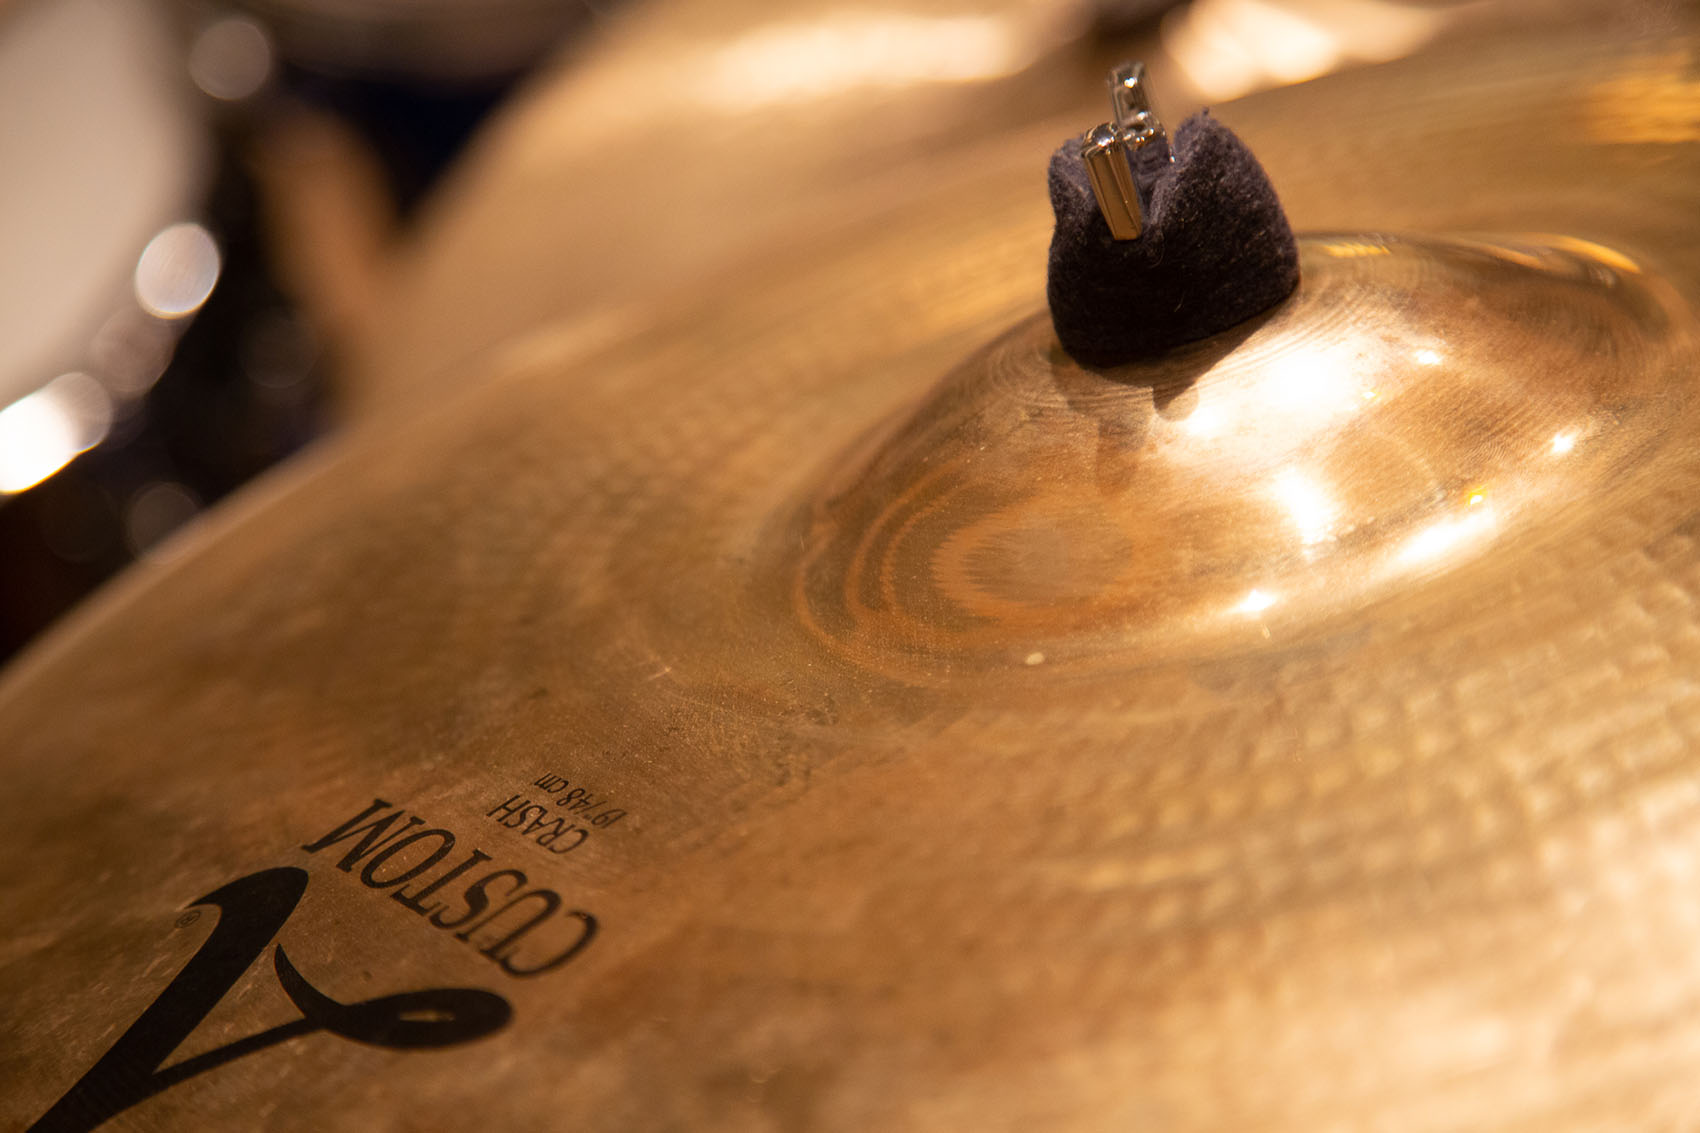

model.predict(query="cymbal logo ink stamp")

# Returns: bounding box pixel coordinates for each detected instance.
[30,796,602,1133]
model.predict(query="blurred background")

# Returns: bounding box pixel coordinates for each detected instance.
[0,0,1667,663]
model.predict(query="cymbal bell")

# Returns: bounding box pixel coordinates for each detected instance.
[797,233,1692,678]
[6,16,1700,1130]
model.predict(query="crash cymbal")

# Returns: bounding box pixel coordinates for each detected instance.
[339,0,1615,417]
[341,0,1096,415]
[7,17,1700,1132]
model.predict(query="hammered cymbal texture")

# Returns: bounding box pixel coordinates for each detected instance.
[4,20,1700,1132]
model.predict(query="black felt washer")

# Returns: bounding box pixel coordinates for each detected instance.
[1046,111,1300,367]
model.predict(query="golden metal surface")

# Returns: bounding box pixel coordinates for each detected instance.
[337,0,1618,418]
[797,234,1691,678]
[6,17,1700,1131]
[344,0,1099,416]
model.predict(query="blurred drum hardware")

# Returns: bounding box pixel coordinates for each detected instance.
[0,0,210,506]
[0,0,605,664]
[8,6,1700,1133]
[0,0,326,661]
[202,0,620,212]
[0,0,206,420]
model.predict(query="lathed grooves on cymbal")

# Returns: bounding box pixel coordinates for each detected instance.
[8,18,1700,1133]
[793,234,1695,679]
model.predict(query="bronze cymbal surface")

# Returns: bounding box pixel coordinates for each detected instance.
[6,17,1700,1131]
[796,233,1692,678]
[345,0,1098,415]
[341,0,1642,417]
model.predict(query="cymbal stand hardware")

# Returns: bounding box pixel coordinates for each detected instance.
[1080,61,1173,241]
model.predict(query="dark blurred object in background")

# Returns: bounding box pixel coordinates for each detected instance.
[215,0,606,212]
[0,0,605,663]
[0,147,323,657]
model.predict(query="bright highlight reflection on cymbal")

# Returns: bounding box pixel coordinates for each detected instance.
[1398,502,1497,567]
[514,2,1087,155]
[702,13,1026,111]
[1169,333,1369,458]
[1165,0,1451,102]
[1588,47,1700,145]
[6,21,1700,1130]
[796,232,1688,678]
[1270,467,1338,547]
[1236,588,1279,615]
